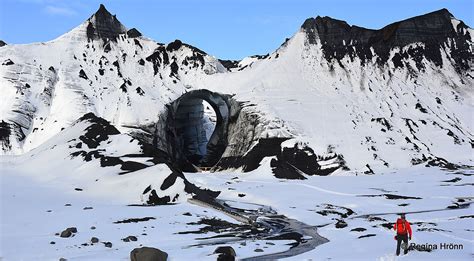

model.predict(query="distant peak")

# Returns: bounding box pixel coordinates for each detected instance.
[98,4,107,12]
[86,4,127,41]
[299,8,471,72]
[302,8,457,33]
[94,4,113,20]
[0,40,6,47]
[431,8,453,17]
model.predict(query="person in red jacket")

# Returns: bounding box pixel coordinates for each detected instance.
[393,213,412,255]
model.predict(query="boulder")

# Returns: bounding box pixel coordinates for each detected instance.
[214,246,236,261]
[122,235,138,242]
[130,247,168,261]
[60,227,77,238]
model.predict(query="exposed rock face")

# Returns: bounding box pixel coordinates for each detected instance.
[127,28,142,38]
[0,40,6,47]
[216,138,289,172]
[302,9,472,72]
[130,247,168,261]
[218,59,240,71]
[271,142,321,179]
[0,120,12,151]
[86,4,127,41]
[214,246,236,260]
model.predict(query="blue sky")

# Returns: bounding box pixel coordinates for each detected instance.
[0,0,472,60]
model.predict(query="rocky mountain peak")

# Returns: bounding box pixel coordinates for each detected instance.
[86,4,127,41]
[300,8,472,72]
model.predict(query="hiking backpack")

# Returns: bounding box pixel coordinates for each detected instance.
[396,219,407,234]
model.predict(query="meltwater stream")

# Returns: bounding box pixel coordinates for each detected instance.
[187,198,329,260]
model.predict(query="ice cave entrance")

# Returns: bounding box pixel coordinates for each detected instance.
[175,98,217,167]
[167,89,230,171]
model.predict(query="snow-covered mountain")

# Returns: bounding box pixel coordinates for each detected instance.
[1,5,472,174]
[0,4,225,155]
[1,5,474,260]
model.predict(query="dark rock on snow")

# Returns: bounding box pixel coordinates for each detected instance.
[218,59,240,71]
[130,247,168,261]
[2,59,14,65]
[350,227,367,232]
[77,113,120,149]
[335,219,348,229]
[214,246,236,260]
[358,234,377,239]
[127,28,142,38]
[114,217,155,224]
[122,235,138,242]
[60,227,77,238]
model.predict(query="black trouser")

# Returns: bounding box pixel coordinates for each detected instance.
[396,233,409,255]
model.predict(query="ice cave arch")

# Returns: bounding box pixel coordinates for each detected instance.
[164,89,231,171]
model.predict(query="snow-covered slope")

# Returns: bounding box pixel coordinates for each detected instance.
[1,112,218,204]
[0,4,225,155]
[0,6,472,174]
[200,9,474,172]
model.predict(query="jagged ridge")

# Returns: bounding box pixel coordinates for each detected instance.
[301,9,472,72]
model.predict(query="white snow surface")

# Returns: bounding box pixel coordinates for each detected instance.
[1,152,473,260]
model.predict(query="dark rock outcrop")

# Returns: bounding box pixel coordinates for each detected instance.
[214,246,236,261]
[130,247,168,261]
[0,120,12,151]
[77,113,120,149]
[166,39,183,52]
[86,4,127,41]
[122,235,138,242]
[271,142,322,179]
[335,219,348,228]
[302,9,472,73]
[215,138,289,172]
[2,59,14,65]
[141,166,220,205]
[127,28,142,38]
[0,40,6,47]
[218,59,240,71]
[114,217,155,224]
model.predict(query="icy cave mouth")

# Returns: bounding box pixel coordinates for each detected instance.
[166,90,231,171]
[175,99,216,166]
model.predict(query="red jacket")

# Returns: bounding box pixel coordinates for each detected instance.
[394,218,412,237]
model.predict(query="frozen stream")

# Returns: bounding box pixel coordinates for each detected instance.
[188,198,330,260]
